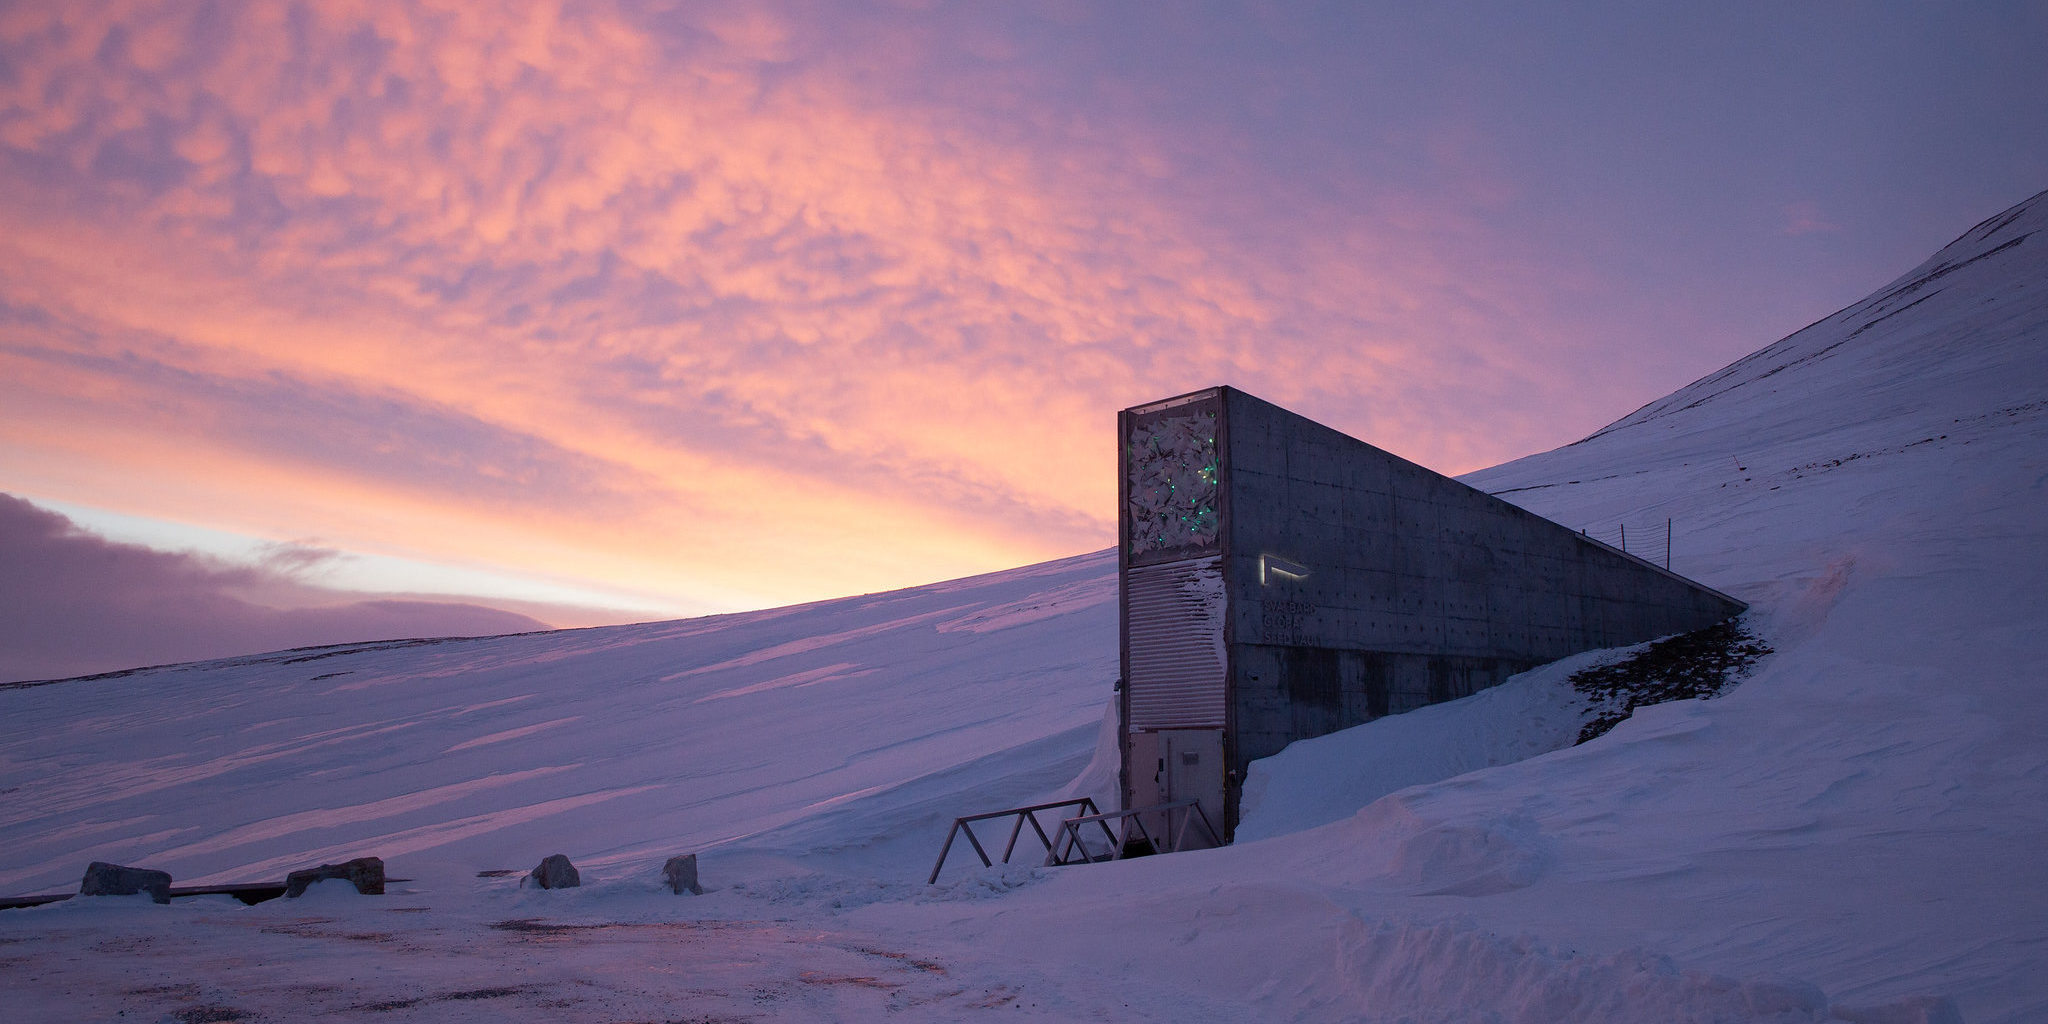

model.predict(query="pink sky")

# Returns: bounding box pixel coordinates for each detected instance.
[2,2,2044,672]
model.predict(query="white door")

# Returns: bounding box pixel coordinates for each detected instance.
[1159,728,1224,849]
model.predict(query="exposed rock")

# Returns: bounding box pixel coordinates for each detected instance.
[285,856,385,898]
[529,853,580,889]
[661,854,703,895]
[1572,618,1773,744]
[79,861,172,904]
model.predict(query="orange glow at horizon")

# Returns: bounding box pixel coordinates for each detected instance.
[0,1,1721,620]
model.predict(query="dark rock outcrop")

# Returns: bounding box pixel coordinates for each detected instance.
[529,853,580,889]
[79,861,172,904]
[285,856,386,898]
[662,854,703,895]
[1572,618,1773,744]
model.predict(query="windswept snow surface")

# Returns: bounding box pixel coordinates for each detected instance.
[0,551,1122,896]
[4,190,2046,1022]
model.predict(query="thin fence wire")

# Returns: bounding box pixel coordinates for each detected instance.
[1580,518,1674,570]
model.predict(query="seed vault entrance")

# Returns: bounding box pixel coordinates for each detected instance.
[1116,386,1746,845]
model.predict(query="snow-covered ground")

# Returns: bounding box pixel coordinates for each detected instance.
[3,189,2044,1022]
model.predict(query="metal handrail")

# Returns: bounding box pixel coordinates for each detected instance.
[1049,799,1220,865]
[928,797,1102,885]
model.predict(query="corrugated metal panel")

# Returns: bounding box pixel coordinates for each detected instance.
[1127,555,1226,729]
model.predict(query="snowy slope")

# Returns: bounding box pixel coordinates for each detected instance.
[1432,187,2048,1020]
[2,190,2044,1023]
[0,551,1119,893]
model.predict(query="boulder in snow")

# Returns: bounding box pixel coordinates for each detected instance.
[528,853,580,889]
[661,854,703,895]
[285,856,385,898]
[78,861,171,904]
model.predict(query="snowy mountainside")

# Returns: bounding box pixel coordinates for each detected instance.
[1475,187,2047,527]
[1206,186,2048,1020]
[1586,193,2043,448]
[0,550,1118,893]
[2,190,2045,1023]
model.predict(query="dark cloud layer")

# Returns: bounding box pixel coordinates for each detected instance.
[0,494,546,683]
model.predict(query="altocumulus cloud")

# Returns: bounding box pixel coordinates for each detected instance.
[0,0,1569,615]
[0,495,545,683]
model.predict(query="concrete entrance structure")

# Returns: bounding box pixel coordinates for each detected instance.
[1117,386,1746,842]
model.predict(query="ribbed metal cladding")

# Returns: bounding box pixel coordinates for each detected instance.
[1126,555,1227,729]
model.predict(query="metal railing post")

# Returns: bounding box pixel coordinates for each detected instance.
[928,822,962,885]
[957,822,993,870]
[929,797,1109,883]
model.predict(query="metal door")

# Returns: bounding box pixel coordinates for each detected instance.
[1159,728,1223,850]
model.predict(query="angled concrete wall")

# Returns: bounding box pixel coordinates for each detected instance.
[1215,388,1745,828]
[1117,386,1746,841]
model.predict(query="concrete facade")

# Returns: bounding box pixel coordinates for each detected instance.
[1118,386,1746,841]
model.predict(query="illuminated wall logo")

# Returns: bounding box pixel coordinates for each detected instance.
[1258,554,1309,584]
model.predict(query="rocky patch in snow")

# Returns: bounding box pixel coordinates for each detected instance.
[1572,618,1773,744]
